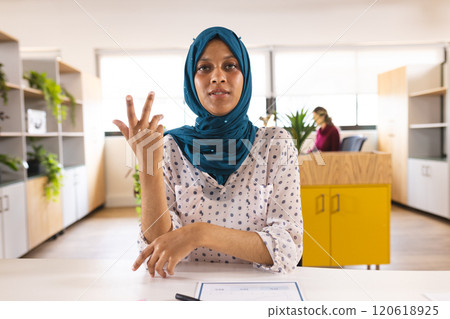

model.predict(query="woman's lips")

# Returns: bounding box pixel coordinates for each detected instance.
[209,89,229,95]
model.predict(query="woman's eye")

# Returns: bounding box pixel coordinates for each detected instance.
[197,65,210,72]
[225,64,237,70]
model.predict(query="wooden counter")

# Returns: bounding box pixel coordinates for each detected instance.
[298,152,392,268]
[299,152,392,185]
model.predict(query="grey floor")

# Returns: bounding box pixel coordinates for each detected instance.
[23,204,450,271]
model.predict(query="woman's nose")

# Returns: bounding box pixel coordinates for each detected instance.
[211,68,226,83]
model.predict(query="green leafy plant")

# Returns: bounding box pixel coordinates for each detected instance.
[283,108,316,154]
[42,153,63,201]
[27,143,63,201]
[62,87,77,126]
[0,154,22,171]
[133,165,142,220]
[23,71,67,123]
[0,63,10,105]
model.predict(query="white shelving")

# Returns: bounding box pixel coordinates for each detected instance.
[0,29,105,256]
[409,123,447,129]
[378,56,450,220]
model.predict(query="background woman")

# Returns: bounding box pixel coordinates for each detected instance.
[114,27,302,277]
[312,106,340,151]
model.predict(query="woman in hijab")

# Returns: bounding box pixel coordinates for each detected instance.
[114,27,302,277]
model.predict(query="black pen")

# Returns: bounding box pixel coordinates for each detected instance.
[175,293,201,301]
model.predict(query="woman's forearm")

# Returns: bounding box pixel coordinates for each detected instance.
[195,222,273,266]
[139,172,172,243]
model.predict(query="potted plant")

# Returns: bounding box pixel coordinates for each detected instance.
[23,71,67,123]
[27,142,63,201]
[283,108,316,154]
[0,154,23,184]
[0,62,10,105]
[26,143,46,176]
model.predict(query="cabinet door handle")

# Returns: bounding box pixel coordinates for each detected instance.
[421,165,426,176]
[427,166,431,177]
[4,195,9,212]
[320,194,325,212]
[336,194,340,212]
[0,196,2,213]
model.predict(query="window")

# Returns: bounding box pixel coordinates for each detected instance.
[273,45,444,128]
[99,52,195,132]
[99,49,268,132]
[99,45,445,132]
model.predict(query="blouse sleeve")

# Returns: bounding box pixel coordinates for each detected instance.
[254,130,303,273]
[137,138,183,254]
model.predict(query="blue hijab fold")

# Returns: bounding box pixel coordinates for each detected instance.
[165,26,258,185]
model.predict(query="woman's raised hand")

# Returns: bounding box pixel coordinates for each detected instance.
[113,92,164,176]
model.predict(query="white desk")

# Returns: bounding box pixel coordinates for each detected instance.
[0,259,448,301]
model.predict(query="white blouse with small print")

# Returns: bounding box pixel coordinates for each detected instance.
[138,126,303,273]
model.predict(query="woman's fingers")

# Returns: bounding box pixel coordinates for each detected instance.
[126,95,138,128]
[138,92,155,130]
[156,124,164,135]
[148,114,164,131]
[112,120,129,139]
[154,255,169,278]
[166,257,178,276]
[147,250,161,278]
[132,244,154,271]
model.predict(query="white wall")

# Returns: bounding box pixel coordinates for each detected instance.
[1,0,450,75]
[104,136,135,207]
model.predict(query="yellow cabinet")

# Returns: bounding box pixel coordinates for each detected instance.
[301,185,390,267]
[301,187,331,266]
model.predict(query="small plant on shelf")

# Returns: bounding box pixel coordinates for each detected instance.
[0,153,23,184]
[282,108,317,154]
[0,62,10,105]
[27,142,63,201]
[23,71,67,123]
[62,87,77,126]
[0,154,22,171]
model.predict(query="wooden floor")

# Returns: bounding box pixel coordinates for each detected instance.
[23,204,450,271]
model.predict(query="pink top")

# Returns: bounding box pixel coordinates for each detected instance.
[138,127,303,273]
[314,124,340,151]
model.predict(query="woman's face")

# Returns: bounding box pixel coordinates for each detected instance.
[313,112,325,126]
[194,40,244,116]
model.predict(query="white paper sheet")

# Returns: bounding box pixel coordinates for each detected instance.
[195,281,303,301]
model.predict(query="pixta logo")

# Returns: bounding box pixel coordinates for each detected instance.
[126,128,164,176]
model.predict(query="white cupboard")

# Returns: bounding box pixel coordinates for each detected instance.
[62,166,89,228]
[0,182,28,258]
[408,159,449,219]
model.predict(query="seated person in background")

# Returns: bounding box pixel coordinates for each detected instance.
[113,26,302,278]
[312,106,340,151]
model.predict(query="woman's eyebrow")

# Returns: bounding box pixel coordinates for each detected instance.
[198,55,236,62]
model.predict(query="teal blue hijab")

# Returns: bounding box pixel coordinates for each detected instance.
[165,27,258,185]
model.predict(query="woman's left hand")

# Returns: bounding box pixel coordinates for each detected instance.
[132,223,202,278]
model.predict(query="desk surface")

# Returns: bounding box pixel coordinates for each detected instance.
[0,259,448,301]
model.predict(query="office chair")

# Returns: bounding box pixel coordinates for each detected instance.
[340,135,367,152]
